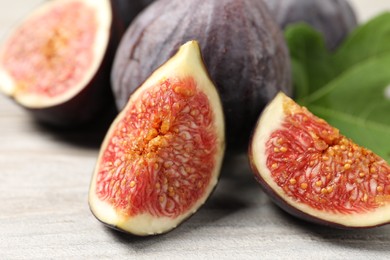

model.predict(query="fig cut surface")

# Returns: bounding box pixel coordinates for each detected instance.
[0,0,111,108]
[89,41,225,235]
[0,0,120,126]
[250,92,390,228]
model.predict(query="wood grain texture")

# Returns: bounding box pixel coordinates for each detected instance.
[0,0,390,259]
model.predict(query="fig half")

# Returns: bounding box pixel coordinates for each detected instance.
[89,41,225,235]
[0,0,123,126]
[249,92,390,228]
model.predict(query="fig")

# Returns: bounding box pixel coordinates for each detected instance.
[249,92,390,228]
[89,41,225,235]
[111,0,291,153]
[112,0,154,27]
[263,0,358,50]
[0,0,124,126]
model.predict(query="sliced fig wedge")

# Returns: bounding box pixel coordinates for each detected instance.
[89,41,225,235]
[0,0,122,126]
[249,92,390,228]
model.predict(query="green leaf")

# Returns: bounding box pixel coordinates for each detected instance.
[285,13,390,163]
[286,13,390,100]
[333,12,390,73]
[285,24,335,99]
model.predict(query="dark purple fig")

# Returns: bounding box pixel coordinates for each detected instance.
[263,0,358,50]
[111,0,292,154]
[0,0,124,126]
[249,92,390,228]
[111,0,155,27]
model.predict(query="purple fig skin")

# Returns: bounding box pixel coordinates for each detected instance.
[7,1,125,127]
[111,0,154,28]
[248,141,389,230]
[111,0,292,154]
[263,0,358,50]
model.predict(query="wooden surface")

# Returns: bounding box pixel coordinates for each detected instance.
[1,1,390,259]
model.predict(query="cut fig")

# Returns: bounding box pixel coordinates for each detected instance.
[111,0,291,153]
[89,41,225,235]
[263,0,357,50]
[0,0,123,126]
[249,92,390,228]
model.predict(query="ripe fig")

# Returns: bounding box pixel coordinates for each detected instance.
[263,0,358,50]
[89,41,225,235]
[111,0,154,27]
[249,92,390,228]
[0,0,124,126]
[111,0,291,154]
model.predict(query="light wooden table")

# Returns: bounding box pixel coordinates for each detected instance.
[1,1,389,259]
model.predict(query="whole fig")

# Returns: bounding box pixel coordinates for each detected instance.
[111,0,291,153]
[263,0,358,50]
[112,0,155,27]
